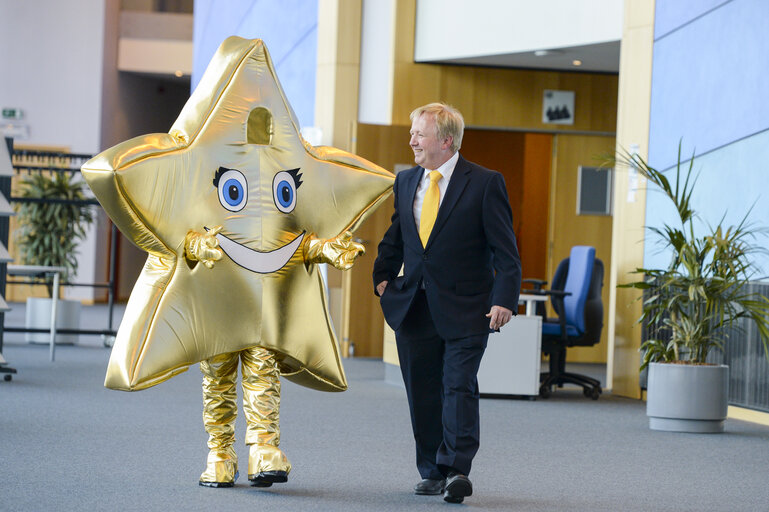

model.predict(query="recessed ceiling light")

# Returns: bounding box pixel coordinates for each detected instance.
[174,70,184,77]
[534,49,563,57]
[572,59,582,66]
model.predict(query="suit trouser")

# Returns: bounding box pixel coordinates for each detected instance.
[395,290,488,479]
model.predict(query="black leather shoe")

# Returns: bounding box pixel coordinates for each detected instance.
[414,478,445,495]
[249,470,288,487]
[443,472,472,503]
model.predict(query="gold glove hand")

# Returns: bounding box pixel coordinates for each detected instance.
[185,226,223,269]
[304,231,364,270]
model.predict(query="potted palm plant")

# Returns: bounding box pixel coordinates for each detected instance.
[15,171,95,344]
[620,144,769,433]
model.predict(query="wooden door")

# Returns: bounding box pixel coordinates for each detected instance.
[548,134,615,363]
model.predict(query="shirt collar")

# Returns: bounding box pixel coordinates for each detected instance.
[423,151,459,182]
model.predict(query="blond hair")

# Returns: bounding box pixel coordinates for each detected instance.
[410,102,464,152]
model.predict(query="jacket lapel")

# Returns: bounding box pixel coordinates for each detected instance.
[402,166,423,245]
[425,155,470,249]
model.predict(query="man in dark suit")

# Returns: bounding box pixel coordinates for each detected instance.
[373,103,521,503]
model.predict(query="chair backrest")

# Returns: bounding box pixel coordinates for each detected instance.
[553,246,595,335]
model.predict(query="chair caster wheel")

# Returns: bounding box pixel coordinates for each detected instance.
[4,374,12,382]
[539,385,551,399]
[584,387,601,400]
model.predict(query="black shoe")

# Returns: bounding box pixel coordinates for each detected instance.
[414,478,445,495]
[249,470,288,487]
[443,472,472,503]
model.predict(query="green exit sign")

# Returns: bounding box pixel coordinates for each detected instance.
[2,108,24,120]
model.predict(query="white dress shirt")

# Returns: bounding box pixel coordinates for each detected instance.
[412,151,460,229]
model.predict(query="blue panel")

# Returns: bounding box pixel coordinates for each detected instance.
[648,0,769,171]
[654,0,730,40]
[644,130,769,276]
[193,0,317,127]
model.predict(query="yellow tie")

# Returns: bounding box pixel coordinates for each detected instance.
[419,171,442,247]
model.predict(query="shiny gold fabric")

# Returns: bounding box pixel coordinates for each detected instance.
[185,226,223,269]
[249,444,291,478]
[304,230,364,271]
[200,352,240,485]
[199,347,290,484]
[81,37,394,392]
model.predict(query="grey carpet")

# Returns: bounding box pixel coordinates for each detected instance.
[2,304,769,511]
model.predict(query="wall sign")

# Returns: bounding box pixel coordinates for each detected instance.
[543,90,575,125]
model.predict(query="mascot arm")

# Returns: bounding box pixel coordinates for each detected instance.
[303,231,364,271]
[185,226,223,269]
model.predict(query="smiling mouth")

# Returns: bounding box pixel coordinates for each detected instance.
[205,227,305,274]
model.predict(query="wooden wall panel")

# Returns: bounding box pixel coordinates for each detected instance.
[390,1,618,134]
[345,123,416,358]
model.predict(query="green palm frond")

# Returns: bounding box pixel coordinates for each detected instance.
[615,141,769,365]
[14,172,95,295]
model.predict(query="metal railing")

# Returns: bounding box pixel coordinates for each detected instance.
[641,281,769,412]
[0,148,118,343]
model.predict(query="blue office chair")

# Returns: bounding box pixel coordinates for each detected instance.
[530,246,604,400]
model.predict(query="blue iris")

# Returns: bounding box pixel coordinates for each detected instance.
[272,170,299,213]
[276,180,293,209]
[223,178,244,207]
[215,168,248,212]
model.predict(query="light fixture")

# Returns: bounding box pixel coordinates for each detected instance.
[534,49,564,57]
[572,59,582,67]
[174,70,184,78]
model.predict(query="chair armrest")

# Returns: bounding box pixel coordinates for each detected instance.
[522,278,547,291]
[543,290,571,342]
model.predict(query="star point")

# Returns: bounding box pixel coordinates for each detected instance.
[83,37,393,392]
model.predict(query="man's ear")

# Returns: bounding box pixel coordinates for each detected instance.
[443,135,453,150]
[247,106,273,145]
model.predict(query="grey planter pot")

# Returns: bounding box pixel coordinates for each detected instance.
[646,362,728,433]
[25,297,81,345]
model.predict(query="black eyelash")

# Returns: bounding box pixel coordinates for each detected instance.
[212,166,235,187]
[214,167,301,188]
[287,168,302,189]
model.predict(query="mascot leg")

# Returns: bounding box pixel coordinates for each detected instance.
[242,346,292,487]
[199,351,240,487]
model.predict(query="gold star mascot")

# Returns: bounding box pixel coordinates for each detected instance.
[81,37,394,488]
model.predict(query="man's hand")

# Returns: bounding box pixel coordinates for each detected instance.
[304,231,365,270]
[486,305,513,330]
[185,226,223,269]
[376,280,388,296]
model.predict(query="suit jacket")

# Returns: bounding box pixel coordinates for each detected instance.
[373,155,522,340]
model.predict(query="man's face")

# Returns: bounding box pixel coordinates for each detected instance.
[409,113,451,170]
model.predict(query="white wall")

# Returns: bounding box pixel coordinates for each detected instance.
[0,0,106,153]
[0,0,110,301]
[414,0,622,61]
[358,0,395,125]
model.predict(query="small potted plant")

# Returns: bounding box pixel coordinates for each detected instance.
[619,144,769,433]
[15,171,95,344]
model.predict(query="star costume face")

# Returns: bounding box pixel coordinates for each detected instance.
[82,37,394,392]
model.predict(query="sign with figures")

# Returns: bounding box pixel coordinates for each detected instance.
[542,90,575,125]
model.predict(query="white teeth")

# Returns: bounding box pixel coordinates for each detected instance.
[207,229,305,274]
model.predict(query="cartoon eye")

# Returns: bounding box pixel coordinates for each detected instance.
[272,170,299,213]
[216,168,248,212]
